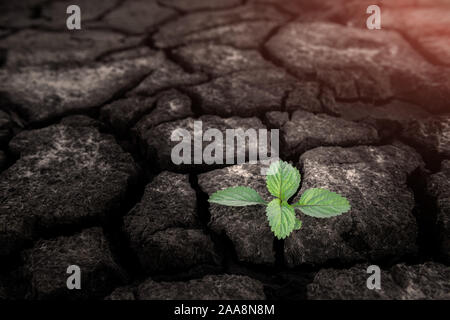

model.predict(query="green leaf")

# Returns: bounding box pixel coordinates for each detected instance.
[266,199,296,239]
[266,160,301,201]
[209,186,266,206]
[294,188,351,218]
[294,218,302,230]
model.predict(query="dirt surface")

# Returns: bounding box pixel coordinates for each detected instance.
[0,0,449,300]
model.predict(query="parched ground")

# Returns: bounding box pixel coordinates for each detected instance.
[0,0,449,300]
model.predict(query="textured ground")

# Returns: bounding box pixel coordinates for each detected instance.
[0,0,449,300]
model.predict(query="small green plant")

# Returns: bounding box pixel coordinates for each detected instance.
[208,160,351,239]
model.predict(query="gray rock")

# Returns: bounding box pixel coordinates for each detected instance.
[154,3,289,48]
[418,35,450,66]
[0,212,35,256]
[403,115,450,157]
[101,96,157,135]
[0,29,143,67]
[127,90,193,136]
[186,69,300,117]
[312,0,384,26]
[172,43,274,76]
[286,82,322,113]
[125,173,199,235]
[0,150,5,170]
[427,160,450,261]
[0,110,13,146]
[159,0,243,12]
[134,115,267,171]
[99,46,154,62]
[0,1,50,29]
[41,0,122,29]
[132,228,219,273]
[308,264,403,300]
[128,51,207,96]
[285,144,423,266]
[99,0,177,34]
[265,22,450,112]
[322,91,431,130]
[198,163,276,265]
[348,5,450,66]
[274,110,380,158]
[136,274,265,300]
[0,55,156,124]
[23,227,125,300]
[96,47,206,97]
[0,124,137,256]
[308,262,450,300]
[150,89,194,125]
[389,262,450,299]
[265,111,289,129]
[105,286,135,300]
[176,20,282,49]
[249,0,346,19]
[124,171,218,272]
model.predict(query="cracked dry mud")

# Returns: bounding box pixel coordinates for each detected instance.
[0,0,449,300]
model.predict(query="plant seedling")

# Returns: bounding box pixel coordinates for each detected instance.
[208,160,351,239]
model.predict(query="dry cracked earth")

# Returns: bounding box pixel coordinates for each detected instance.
[0,0,449,300]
